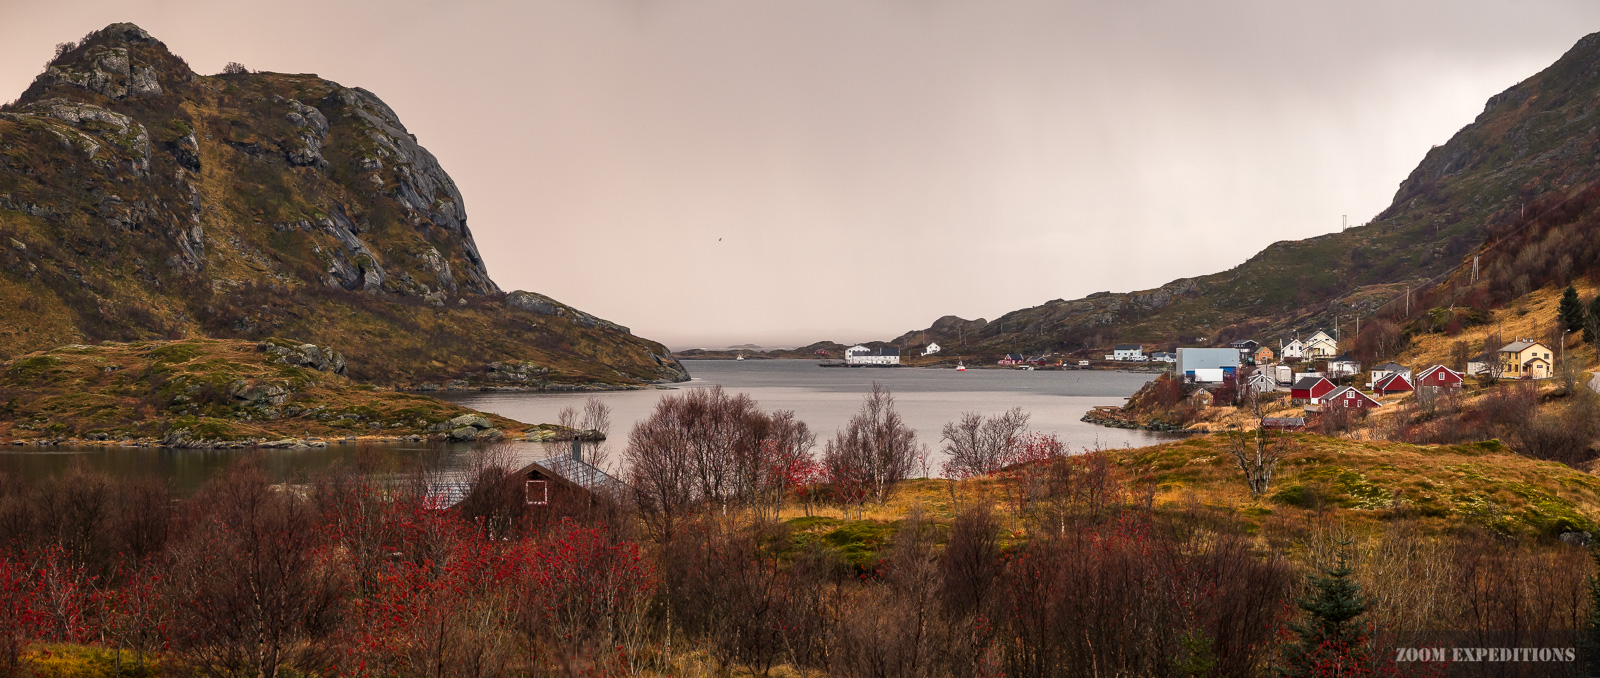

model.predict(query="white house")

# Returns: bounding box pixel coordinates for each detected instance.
[1112,344,1145,361]
[1280,338,1306,361]
[1304,331,1338,359]
[845,345,901,365]
[1329,353,1361,379]
[1245,370,1279,394]
[1150,352,1177,363]
[922,342,941,356]
[1368,362,1411,387]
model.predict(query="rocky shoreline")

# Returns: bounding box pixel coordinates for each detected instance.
[2,414,605,450]
[1080,406,1198,434]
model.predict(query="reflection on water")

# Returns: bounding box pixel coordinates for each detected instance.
[442,360,1179,470]
[2,360,1177,488]
[0,440,557,493]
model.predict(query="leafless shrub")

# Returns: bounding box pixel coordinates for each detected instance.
[830,510,940,678]
[940,407,1029,479]
[825,383,919,505]
[626,386,793,540]
[221,62,249,75]
[1224,426,1292,497]
[164,463,346,678]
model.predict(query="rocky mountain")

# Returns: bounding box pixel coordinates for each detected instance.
[890,30,1600,358]
[0,23,686,387]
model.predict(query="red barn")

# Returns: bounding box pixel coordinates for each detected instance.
[1416,365,1464,389]
[1290,376,1335,404]
[1372,372,1414,396]
[1323,386,1382,410]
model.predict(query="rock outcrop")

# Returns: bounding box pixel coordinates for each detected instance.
[0,22,686,388]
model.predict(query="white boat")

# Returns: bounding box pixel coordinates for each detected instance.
[956,360,966,372]
[736,353,745,361]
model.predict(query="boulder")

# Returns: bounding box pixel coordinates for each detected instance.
[258,342,347,375]
[448,413,492,429]
[447,426,479,442]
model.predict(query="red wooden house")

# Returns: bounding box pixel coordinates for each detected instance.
[1372,372,1414,396]
[1290,376,1335,404]
[1323,386,1382,410]
[1415,365,1464,389]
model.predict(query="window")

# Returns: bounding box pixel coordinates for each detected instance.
[525,480,548,506]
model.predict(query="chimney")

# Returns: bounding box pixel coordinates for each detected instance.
[571,437,583,464]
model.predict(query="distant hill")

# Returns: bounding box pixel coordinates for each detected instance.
[0,338,572,446]
[883,30,1600,360]
[0,23,686,388]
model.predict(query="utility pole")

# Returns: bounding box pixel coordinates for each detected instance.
[1471,255,1479,282]
[1342,215,1347,231]
[1405,288,1410,317]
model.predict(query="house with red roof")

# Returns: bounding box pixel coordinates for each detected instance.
[1415,365,1464,389]
[1372,372,1414,396]
[1323,386,1382,410]
[1290,376,1335,404]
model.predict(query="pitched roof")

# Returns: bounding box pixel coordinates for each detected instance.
[1500,341,1547,353]
[1114,344,1142,351]
[1324,386,1381,405]
[1332,352,1358,363]
[1374,361,1408,372]
[877,346,900,356]
[1417,365,1461,379]
[1374,373,1412,389]
[533,455,628,494]
[1292,376,1329,390]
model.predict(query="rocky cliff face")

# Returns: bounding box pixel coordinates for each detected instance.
[0,23,686,387]
[890,29,1600,357]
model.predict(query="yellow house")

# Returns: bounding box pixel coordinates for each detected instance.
[1253,345,1275,364]
[1304,331,1338,358]
[1498,340,1553,379]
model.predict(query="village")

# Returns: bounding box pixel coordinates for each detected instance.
[1072,325,1572,435]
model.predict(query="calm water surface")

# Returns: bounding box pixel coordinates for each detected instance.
[442,360,1174,466]
[1,360,1171,488]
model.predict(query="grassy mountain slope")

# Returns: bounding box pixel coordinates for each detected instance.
[891,31,1600,357]
[0,23,686,388]
[0,337,590,446]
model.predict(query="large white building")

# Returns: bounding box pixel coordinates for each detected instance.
[1176,347,1240,382]
[1112,344,1145,361]
[846,345,901,365]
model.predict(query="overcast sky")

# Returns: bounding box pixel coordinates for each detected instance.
[4,1,1600,349]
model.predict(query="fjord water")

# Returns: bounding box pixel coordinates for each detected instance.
[0,361,1170,488]
[441,360,1173,464]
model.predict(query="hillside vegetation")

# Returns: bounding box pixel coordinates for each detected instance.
[0,337,562,446]
[889,30,1600,360]
[0,23,686,388]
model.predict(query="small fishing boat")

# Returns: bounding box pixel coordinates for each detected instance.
[956,360,966,372]
[736,353,745,361]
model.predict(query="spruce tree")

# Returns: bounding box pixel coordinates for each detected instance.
[1278,549,1372,677]
[1562,285,1586,333]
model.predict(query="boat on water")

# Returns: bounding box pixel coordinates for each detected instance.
[956,360,966,372]
[736,353,745,361]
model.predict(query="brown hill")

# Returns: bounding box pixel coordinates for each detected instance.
[886,30,1600,360]
[0,23,686,388]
